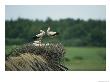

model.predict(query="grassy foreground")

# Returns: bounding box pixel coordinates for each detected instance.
[5,45,106,71]
[64,47,106,71]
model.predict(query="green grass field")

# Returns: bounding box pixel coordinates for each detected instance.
[5,45,106,71]
[64,47,106,71]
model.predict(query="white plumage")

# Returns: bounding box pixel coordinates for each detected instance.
[33,43,45,46]
[47,27,59,36]
[33,27,58,46]
[33,42,50,47]
[33,30,45,40]
[34,41,41,44]
[36,30,45,38]
[33,30,45,46]
[46,43,50,46]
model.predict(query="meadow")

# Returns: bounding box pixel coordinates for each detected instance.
[5,45,106,71]
[64,47,106,71]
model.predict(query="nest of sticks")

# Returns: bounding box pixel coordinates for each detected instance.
[5,43,68,71]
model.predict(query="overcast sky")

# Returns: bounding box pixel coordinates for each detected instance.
[5,5,106,20]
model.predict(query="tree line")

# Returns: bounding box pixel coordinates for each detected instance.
[5,18,106,47]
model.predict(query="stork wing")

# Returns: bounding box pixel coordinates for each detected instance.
[36,33,42,37]
[49,31,56,35]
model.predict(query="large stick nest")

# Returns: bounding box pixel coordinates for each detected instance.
[5,43,68,71]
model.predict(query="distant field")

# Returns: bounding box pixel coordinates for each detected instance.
[64,47,106,71]
[5,45,106,71]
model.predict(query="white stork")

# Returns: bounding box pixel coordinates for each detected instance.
[47,27,59,36]
[33,30,45,40]
[33,30,45,46]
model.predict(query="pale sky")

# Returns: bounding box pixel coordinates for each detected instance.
[5,5,106,20]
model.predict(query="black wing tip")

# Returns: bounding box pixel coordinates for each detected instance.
[33,36,39,40]
[56,32,59,35]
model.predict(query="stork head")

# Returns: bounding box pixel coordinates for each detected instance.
[40,30,45,35]
[40,30,43,32]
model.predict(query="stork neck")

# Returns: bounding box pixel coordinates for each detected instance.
[47,29,49,32]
